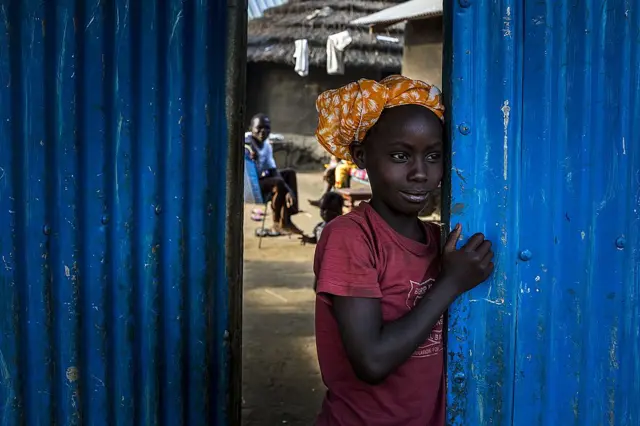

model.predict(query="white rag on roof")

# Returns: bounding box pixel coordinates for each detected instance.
[326,31,352,75]
[293,39,309,77]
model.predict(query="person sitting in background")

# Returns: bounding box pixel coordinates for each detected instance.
[309,157,357,207]
[245,113,302,236]
[301,192,344,245]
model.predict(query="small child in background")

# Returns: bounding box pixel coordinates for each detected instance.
[301,192,344,245]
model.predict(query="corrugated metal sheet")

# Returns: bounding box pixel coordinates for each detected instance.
[0,0,245,424]
[351,0,442,27]
[248,0,288,20]
[445,1,640,425]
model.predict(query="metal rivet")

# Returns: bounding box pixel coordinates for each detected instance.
[519,249,533,262]
[459,0,471,8]
[458,123,471,135]
[454,372,466,384]
[155,205,162,215]
[101,214,109,225]
[43,224,51,236]
[615,236,626,250]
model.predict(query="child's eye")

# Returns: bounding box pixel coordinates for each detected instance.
[426,153,442,162]
[390,153,409,161]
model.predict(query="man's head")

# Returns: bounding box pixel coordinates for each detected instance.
[320,192,344,223]
[250,113,271,143]
[351,104,443,217]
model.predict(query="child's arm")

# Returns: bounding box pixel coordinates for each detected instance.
[301,224,321,245]
[332,225,493,385]
[300,234,318,245]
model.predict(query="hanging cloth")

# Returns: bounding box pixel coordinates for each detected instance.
[326,31,352,75]
[293,39,309,77]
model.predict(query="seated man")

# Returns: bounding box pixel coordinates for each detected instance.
[245,113,302,236]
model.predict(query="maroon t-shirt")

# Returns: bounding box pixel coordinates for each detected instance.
[314,203,445,426]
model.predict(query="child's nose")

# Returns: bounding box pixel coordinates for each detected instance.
[409,160,429,182]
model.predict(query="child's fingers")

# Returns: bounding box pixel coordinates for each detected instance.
[462,233,486,252]
[480,249,494,268]
[444,224,462,253]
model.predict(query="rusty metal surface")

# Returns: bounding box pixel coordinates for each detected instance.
[446,1,640,425]
[225,0,248,424]
[0,0,242,424]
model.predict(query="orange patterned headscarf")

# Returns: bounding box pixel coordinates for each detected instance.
[315,75,444,161]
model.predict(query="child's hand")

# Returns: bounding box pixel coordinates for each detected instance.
[300,235,313,245]
[441,224,494,295]
[244,146,256,160]
[286,192,295,209]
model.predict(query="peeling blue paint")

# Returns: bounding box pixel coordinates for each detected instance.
[446,1,640,425]
[0,0,235,424]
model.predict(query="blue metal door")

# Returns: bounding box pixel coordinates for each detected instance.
[0,0,246,424]
[446,1,640,425]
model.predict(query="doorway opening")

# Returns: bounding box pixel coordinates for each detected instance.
[240,3,445,425]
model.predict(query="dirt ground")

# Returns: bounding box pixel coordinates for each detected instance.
[242,171,327,426]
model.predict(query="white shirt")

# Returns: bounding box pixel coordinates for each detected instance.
[245,133,277,175]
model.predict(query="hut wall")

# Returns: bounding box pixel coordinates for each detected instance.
[247,62,385,136]
[402,17,443,88]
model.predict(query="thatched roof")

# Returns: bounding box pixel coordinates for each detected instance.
[248,0,405,71]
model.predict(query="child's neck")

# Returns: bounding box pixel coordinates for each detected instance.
[369,199,425,244]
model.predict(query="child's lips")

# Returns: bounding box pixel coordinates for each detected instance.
[398,190,429,204]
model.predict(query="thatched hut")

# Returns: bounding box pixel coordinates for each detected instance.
[247,0,406,136]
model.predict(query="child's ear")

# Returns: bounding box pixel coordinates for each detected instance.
[350,143,366,169]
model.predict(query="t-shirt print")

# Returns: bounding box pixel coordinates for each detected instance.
[406,278,443,358]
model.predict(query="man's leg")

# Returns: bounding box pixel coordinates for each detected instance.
[279,168,299,214]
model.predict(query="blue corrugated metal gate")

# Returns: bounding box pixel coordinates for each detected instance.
[3,0,638,424]
[0,0,245,424]
[446,1,640,425]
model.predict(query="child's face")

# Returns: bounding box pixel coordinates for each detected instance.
[352,105,443,217]
[320,198,342,223]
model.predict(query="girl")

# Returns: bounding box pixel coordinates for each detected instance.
[313,76,495,425]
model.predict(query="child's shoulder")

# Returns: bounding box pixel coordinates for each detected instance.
[421,219,443,234]
[315,211,377,265]
[321,208,374,243]
[324,211,366,233]
[421,220,443,246]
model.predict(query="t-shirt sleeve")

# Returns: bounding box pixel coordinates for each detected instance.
[313,218,381,299]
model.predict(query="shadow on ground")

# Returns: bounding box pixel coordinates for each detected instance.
[242,258,324,426]
[242,171,326,426]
